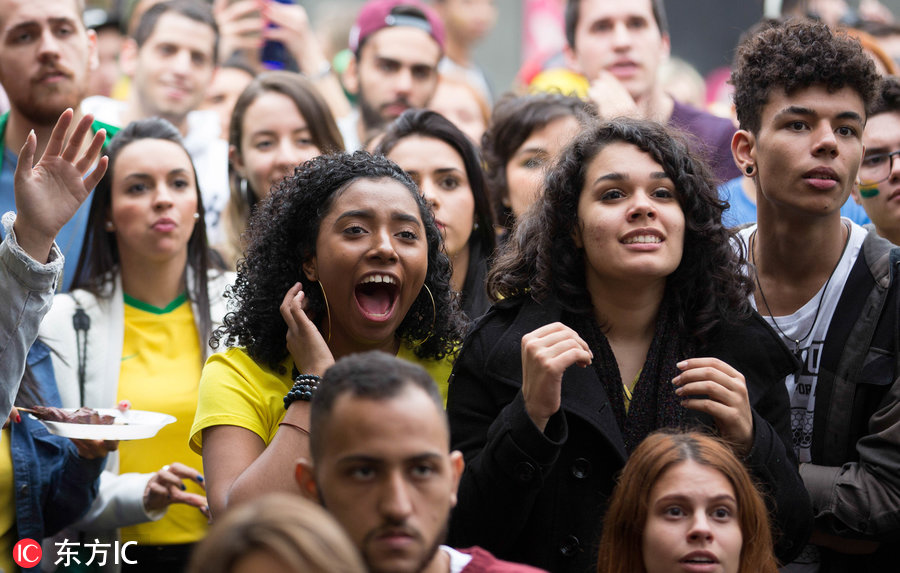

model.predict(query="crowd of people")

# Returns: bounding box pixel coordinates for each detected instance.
[1,0,899,572]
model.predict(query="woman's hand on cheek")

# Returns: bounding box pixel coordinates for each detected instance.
[673,357,754,455]
[280,282,335,376]
[521,322,593,433]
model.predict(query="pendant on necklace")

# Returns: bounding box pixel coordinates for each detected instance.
[794,341,805,364]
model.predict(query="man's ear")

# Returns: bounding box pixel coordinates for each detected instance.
[448,450,465,507]
[563,43,582,75]
[119,38,139,78]
[343,54,360,96]
[296,458,320,501]
[86,29,99,71]
[302,258,318,282]
[731,129,757,177]
[659,33,672,62]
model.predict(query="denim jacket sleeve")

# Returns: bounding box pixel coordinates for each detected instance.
[11,415,105,540]
[0,212,62,422]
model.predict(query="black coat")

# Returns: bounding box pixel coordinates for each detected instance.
[447,295,813,573]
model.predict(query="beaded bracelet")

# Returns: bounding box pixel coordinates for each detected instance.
[284,374,321,410]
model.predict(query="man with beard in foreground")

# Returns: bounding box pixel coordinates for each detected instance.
[296,351,545,573]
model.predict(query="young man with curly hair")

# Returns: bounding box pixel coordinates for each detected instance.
[731,19,899,572]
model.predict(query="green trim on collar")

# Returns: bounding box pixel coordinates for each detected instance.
[0,111,121,172]
[124,292,188,314]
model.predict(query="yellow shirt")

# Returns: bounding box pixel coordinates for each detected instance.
[117,294,207,545]
[190,345,453,453]
[0,427,15,573]
[623,370,641,414]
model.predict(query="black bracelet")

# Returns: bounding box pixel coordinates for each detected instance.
[284,374,321,409]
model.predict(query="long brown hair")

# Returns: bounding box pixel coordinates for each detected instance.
[72,118,221,360]
[596,431,778,573]
[221,71,344,268]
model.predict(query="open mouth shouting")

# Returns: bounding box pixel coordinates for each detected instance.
[355,273,400,322]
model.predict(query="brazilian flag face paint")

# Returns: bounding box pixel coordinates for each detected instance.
[859,184,880,198]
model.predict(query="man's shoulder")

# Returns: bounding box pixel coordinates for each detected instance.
[80,96,124,126]
[669,99,735,140]
[455,546,548,573]
[337,109,362,151]
[859,227,899,283]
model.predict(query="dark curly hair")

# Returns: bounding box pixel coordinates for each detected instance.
[871,74,900,116]
[732,19,880,134]
[488,118,753,344]
[211,151,466,373]
[482,92,597,232]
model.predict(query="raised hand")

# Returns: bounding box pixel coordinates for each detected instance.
[13,109,108,263]
[144,462,209,519]
[521,322,593,432]
[263,1,321,71]
[280,282,335,377]
[673,357,754,455]
[587,71,640,120]
[212,0,265,63]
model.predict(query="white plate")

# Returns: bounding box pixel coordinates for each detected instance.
[30,408,176,440]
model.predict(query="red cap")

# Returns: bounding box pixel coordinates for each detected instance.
[349,0,445,53]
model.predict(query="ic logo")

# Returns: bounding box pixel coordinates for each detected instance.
[13,538,42,568]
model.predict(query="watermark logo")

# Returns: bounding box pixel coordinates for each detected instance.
[55,539,138,567]
[13,538,42,568]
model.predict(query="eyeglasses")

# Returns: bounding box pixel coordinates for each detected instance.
[859,149,900,186]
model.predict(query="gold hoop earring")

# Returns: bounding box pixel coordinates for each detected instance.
[410,284,436,348]
[317,281,332,344]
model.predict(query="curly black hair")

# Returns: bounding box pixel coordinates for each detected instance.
[871,74,900,116]
[488,118,753,345]
[732,19,880,134]
[211,151,467,373]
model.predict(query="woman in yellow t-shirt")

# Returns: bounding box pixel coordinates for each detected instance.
[192,151,468,518]
[38,117,231,570]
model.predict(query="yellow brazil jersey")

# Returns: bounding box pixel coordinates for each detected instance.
[191,343,455,455]
[117,294,206,546]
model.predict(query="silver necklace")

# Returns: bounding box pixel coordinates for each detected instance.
[749,222,850,360]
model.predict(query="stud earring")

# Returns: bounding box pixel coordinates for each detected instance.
[193,212,200,220]
[105,221,115,232]
[745,165,755,176]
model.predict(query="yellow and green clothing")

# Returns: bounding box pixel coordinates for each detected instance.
[190,345,453,454]
[117,294,206,545]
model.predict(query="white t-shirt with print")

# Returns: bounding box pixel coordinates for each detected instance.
[739,220,867,573]
[738,220,866,463]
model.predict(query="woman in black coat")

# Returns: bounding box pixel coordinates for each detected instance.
[446,119,812,573]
